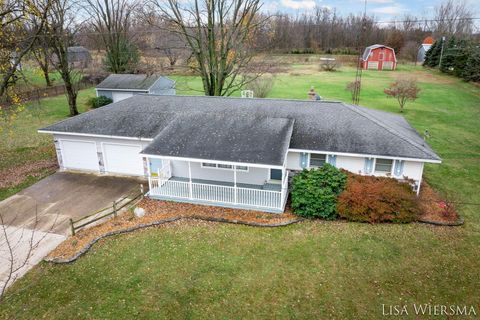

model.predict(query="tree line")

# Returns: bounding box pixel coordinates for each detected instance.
[1,0,478,126]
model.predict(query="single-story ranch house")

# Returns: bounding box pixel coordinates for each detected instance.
[96,74,176,103]
[39,95,441,213]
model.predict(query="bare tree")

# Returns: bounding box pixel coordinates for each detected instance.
[83,0,139,73]
[431,0,474,38]
[320,57,339,72]
[46,0,82,116]
[151,0,267,96]
[0,0,51,129]
[345,80,360,103]
[399,41,419,63]
[384,78,421,112]
[0,209,58,301]
[245,74,275,98]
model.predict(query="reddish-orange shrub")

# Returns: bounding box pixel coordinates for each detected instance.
[337,173,419,223]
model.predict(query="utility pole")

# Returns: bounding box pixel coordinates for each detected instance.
[352,0,368,105]
[439,36,446,69]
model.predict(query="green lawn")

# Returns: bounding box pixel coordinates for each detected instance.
[0,60,479,319]
[17,67,63,88]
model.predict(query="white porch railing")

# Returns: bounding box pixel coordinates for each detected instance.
[149,178,287,211]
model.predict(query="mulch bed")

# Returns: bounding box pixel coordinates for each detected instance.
[417,182,462,226]
[46,199,301,263]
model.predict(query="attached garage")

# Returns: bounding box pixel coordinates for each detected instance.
[60,140,99,172]
[102,143,144,176]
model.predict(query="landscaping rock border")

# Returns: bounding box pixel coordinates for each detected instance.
[417,216,464,226]
[44,216,304,264]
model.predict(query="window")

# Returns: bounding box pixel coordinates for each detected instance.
[379,52,384,61]
[375,158,393,173]
[310,154,326,167]
[201,162,216,168]
[201,163,248,172]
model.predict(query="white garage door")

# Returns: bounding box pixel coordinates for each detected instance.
[112,91,134,102]
[103,143,144,176]
[382,61,393,70]
[367,61,379,69]
[60,140,99,171]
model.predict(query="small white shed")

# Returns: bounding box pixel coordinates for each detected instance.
[96,74,176,103]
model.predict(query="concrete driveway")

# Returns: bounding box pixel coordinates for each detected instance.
[0,172,143,234]
[0,172,143,289]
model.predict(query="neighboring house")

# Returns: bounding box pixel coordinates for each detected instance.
[39,96,441,213]
[417,37,434,63]
[96,74,176,103]
[67,46,92,68]
[361,44,397,70]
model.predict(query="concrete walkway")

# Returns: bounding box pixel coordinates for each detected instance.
[0,172,143,290]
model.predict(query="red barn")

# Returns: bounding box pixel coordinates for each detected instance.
[361,44,397,70]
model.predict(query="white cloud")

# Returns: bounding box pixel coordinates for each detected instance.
[367,0,395,3]
[281,0,318,10]
[371,4,407,15]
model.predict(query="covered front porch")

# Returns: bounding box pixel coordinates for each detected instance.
[145,158,289,213]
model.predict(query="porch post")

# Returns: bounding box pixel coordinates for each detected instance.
[280,167,286,208]
[188,161,193,199]
[146,157,152,193]
[234,167,237,204]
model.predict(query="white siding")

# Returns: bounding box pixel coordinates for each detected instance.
[336,155,365,174]
[112,91,134,102]
[171,161,269,185]
[286,151,425,182]
[286,152,302,170]
[401,161,424,181]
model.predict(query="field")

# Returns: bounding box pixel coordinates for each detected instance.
[0,56,479,318]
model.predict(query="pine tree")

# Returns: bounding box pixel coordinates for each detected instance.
[462,48,480,82]
[423,39,443,68]
[439,37,456,72]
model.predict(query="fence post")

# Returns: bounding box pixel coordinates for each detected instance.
[70,218,75,236]
[113,201,117,218]
[140,184,144,199]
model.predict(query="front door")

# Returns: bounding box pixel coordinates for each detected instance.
[270,169,282,180]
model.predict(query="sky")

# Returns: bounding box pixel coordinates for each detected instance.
[262,0,480,23]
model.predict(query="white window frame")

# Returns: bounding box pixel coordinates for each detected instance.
[309,153,327,168]
[201,162,248,172]
[374,158,393,174]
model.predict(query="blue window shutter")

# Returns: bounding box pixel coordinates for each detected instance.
[300,153,308,168]
[364,158,373,174]
[327,154,337,167]
[394,160,404,176]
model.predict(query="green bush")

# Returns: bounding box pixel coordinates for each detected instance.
[291,164,347,219]
[88,96,113,108]
[337,173,419,223]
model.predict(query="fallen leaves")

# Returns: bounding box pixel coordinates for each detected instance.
[47,198,298,261]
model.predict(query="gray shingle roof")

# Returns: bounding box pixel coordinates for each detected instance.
[40,95,441,162]
[142,114,294,166]
[96,74,168,90]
